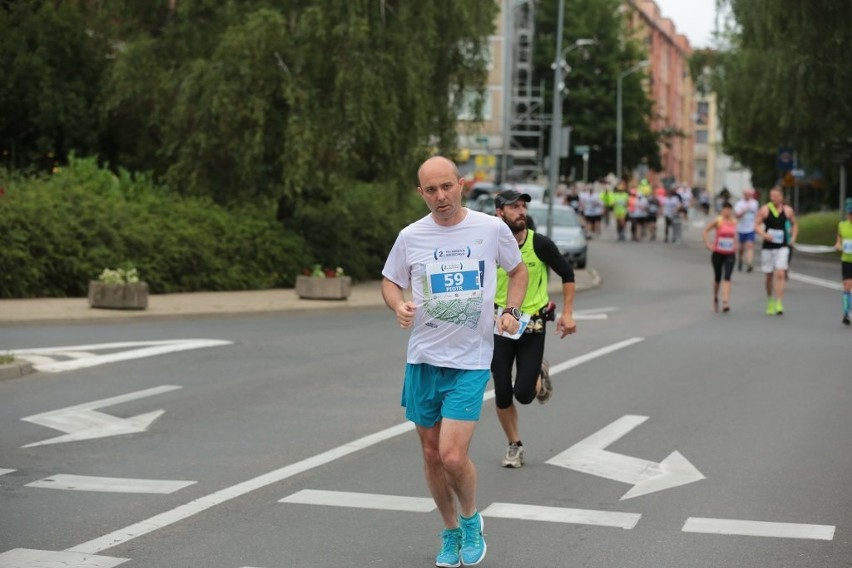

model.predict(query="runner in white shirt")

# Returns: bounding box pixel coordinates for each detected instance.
[382,156,527,567]
[581,188,604,238]
[733,188,760,272]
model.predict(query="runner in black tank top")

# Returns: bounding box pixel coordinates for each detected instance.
[755,186,798,315]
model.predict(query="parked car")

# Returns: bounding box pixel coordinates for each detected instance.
[468,181,497,201]
[526,202,587,268]
[500,182,546,203]
[467,193,495,213]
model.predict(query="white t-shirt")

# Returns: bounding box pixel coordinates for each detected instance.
[734,198,759,233]
[382,209,523,370]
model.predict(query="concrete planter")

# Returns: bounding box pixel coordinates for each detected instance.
[88,281,149,310]
[0,360,34,382]
[295,275,351,300]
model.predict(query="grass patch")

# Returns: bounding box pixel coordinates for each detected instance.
[798,211,843,246]
[0,353,15,364]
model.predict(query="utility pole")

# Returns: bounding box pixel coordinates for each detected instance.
[546,0,565,239]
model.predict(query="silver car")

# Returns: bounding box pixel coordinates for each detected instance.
[526,202,588,269]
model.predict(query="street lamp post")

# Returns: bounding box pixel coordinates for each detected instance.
[616,60,649,183]
[546,1,595,236]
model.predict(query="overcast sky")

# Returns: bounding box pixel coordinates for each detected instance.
[652,0,718,49]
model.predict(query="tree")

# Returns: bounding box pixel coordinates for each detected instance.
[0,2,110,171]
[99,0,499,204]
[533,0,660,182]
[712,0,852,189]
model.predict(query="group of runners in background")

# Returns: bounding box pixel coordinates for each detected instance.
[566,181,850,324]
[565,180,693,244]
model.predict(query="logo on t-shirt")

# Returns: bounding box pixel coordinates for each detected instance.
[433,246,472,260]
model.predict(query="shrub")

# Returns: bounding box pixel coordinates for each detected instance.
[290,179,425,282]
[798,211,843,246]
[0,157,312,297]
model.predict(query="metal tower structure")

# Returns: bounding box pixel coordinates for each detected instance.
[500,0,547,183]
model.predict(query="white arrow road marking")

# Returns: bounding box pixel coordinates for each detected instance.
[280,490,436,512]
[9,354,58,366]
[26,474,196,494]
[0,469,14,476]
[10,339,232,373]
[0,548,128,568]
[482,503,640,529]
[21,385,181,448]
[682,517,835,541]
[547,415,705,500]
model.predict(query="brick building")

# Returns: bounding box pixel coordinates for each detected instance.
[624,0,695,188]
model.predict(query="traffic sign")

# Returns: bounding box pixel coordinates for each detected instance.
[574,145,590,155]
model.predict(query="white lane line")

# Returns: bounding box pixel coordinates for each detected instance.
[574,314,608,321]
[27,475,196,494]
[65,339,640,555]
[682,517,835,541]
[280,490,436,512]
[549,337,644,375]
[574,306,618,315]
[0,468,14,476]
[794,244,836,254]
[482,338,643,401]
[0,548,128,567]
[788,272,842,291]
[482,503,640,529]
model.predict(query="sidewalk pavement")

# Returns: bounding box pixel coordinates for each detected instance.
[0,269,600,381]
[0,268,601,326]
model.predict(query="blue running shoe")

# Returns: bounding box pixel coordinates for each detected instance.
[460,512,486,566]
[436,527,462,568]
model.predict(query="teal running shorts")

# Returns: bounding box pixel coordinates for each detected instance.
[402,363,490,428]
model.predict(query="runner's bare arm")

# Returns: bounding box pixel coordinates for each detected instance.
[382,278,415,329]
[556,282,577,338]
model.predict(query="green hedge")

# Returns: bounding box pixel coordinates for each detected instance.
[797,210,844,247]
[0,157,424,298]
[0,157,315,298]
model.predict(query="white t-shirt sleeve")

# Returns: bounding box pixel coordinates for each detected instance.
[381,232,411,289]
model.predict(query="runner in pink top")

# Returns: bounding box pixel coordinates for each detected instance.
[703,201,738,312]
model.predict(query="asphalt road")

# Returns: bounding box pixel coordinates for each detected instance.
[1,219,850,568]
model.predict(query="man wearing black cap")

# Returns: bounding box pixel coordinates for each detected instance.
[491,189,578,468]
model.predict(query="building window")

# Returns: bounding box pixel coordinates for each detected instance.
[696,102,709,125]
[695,159,707,180]
[456,90,492,122]
[695,129,709,144]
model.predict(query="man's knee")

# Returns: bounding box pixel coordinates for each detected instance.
[439,446,470,473]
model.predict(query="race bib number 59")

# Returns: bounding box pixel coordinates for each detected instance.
[426,259,483,300]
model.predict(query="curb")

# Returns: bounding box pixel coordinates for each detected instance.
[0,360,34,382]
